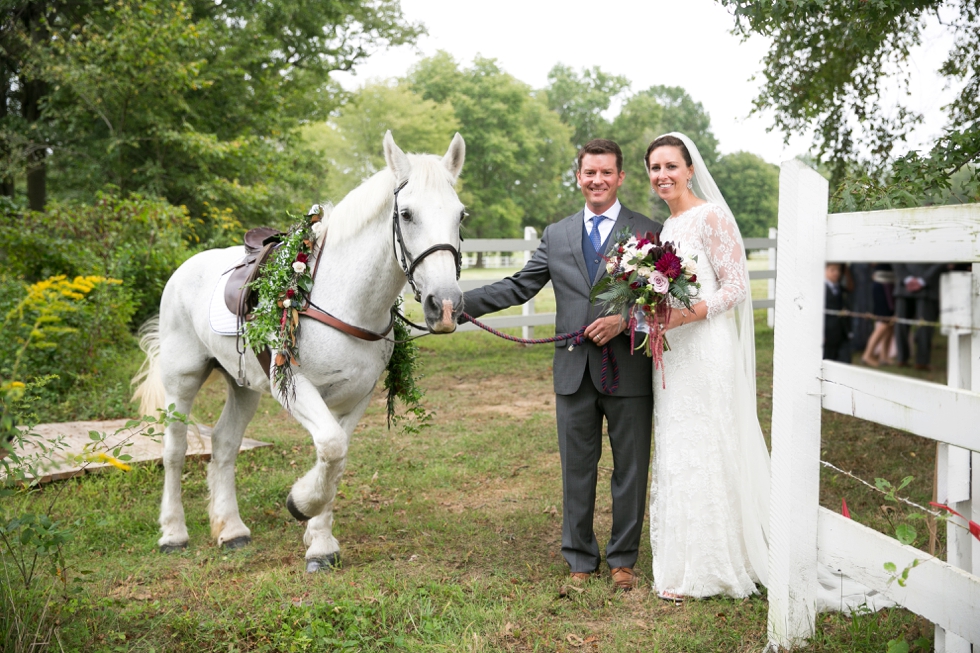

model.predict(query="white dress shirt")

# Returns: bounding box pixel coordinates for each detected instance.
[583,200,621,247]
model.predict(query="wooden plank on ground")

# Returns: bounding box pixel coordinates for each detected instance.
[826,204,980,263]
[818,508,980,645]
[5,419,271,484]
[821,360,980,451]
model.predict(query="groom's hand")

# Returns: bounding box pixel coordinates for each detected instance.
[584,315,625,346]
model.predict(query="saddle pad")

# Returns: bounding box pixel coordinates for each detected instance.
[209,249,249,336]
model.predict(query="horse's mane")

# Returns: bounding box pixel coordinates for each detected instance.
[324,154,456,247]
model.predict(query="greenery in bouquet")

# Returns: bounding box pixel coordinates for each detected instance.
[590,229,701,359]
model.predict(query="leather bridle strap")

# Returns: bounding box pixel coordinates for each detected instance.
[391,180,462,302]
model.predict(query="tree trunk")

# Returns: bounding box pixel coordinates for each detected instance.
[22,77,46,210]
[0,62,13,197]
[21,2,49,211]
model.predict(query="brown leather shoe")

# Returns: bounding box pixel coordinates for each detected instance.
[610,566,637,591]
[569,572,592,582]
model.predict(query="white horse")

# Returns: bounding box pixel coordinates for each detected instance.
[133,132,465,571]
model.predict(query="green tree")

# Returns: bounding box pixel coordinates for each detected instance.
[300,81,460,203]
[1,0,422,225]
[612,86,719,219]
[409,52,574,240]
[712,151,779,237]
[544,64,629,151]
[720,0,980,188]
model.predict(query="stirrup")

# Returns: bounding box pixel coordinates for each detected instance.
[236,351,247,387]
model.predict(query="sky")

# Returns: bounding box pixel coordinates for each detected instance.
[332,0,958,166]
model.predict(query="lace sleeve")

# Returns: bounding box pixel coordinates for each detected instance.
[699,204,748,319]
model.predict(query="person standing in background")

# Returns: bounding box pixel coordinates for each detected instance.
[893,263,944,371]
[861,264,896,367]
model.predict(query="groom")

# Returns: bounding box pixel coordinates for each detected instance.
[462,139,660,590]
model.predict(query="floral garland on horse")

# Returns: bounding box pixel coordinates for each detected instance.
[241,210,427,430]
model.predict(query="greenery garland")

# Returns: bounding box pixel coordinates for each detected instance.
[384,297,432,434]
[243,212,429,433]
[242,212,319,401]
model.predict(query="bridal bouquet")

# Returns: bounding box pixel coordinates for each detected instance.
[590,229,701,372]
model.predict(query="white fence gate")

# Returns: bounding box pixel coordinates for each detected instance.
[767,160,980,650]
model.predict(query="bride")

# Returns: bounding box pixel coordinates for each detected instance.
[645,133,892,611]
[644,133,769,602]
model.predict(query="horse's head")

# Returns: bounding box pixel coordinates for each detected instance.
[383,131,466,333]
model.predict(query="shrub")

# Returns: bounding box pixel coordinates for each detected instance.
[0,189,217,327]
[0,274,137,421]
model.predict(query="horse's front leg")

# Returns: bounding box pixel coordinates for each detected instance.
[283,375,362,571]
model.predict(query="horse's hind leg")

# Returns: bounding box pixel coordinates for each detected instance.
[158,358,211,552]
[207,376,261,549]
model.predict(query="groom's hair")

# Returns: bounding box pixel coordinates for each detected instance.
[577,139,623,173]
[645,135,693,169]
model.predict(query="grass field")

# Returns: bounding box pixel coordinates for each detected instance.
[2,307,947,652]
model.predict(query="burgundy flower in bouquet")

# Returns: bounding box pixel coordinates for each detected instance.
[589,229,701,386]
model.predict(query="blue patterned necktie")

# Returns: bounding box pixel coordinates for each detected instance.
[589,215,605,252]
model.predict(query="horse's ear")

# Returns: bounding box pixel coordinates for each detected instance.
[442,132,465,182]
[383,130,411,185]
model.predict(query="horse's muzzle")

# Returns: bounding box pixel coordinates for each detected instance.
[423,291,462,333]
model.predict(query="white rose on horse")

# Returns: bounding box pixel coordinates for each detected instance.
[131,132,466,571]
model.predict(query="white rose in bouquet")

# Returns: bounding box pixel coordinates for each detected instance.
[682,256,698,276]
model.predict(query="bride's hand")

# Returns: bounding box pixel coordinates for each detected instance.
[662,303,705,332]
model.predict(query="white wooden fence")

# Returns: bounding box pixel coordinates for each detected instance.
[768,160,980,650]
[449,226,777,337]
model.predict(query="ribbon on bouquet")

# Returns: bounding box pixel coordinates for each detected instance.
[629,303,671,389]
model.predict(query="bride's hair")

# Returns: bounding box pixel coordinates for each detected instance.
[644,135,692,169]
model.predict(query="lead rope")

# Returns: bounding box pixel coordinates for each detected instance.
[459,312,619,394]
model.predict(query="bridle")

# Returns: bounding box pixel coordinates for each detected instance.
[390,180,463,303]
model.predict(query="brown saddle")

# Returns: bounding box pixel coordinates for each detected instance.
[224,227,283,319]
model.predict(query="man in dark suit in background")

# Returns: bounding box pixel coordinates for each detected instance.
[823,263,851,362]
[462,140,660,591]
[893,263,945,370]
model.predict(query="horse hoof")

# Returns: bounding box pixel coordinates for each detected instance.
[286,493,312,522]
[159,541,188,554]
[305,553,340,573]
[222,536,251,550]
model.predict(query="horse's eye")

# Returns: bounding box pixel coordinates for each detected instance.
[460,210,468,222]
[399,208,412,221]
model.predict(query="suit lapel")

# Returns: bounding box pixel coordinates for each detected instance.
[562,211,592,287]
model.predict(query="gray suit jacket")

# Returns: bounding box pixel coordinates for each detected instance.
[463,206,661,397]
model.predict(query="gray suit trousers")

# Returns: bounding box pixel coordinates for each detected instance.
[556,361,653,572]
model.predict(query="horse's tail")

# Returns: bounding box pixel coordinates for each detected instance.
[131,317,166,419]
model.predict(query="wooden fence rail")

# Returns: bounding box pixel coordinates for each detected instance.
[416,230,778,335]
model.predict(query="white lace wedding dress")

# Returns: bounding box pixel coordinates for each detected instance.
[649,202,894,612]
[650,202,770,599]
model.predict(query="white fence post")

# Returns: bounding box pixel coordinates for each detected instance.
[767,160,828,649]
[768,227,777,328]
[937,271,975,653]
[973,263,980,582]
[522,226,537,340]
